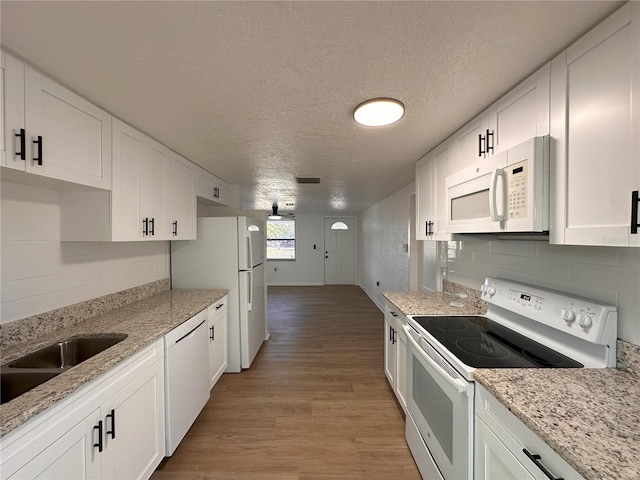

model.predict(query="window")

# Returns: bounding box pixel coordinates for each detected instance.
[267,219,296,260]
[330,221,349,230]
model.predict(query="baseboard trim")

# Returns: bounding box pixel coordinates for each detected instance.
[268,282,325,287]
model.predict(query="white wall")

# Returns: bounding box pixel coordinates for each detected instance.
[445,236,640,344]
[1,181,169,324]
[358,183,414,309]
[267,213,327,286]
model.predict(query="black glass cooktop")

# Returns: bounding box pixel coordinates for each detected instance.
[411,315,583,369]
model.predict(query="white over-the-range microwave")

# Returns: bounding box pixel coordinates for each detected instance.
[445,136,549,234]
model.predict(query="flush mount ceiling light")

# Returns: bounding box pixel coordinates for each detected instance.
[353,98,405,127]
[268,205,282,220]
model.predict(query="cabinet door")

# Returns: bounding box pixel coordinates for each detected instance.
[24,66,112,189]
[550,3,640,247]
[395,316,407,412]
[493,63,550,153]
[8,411,102,480]
[1,53,5,167]
[475,417,535,480]
[112,119,144,241]
[141,140,170,240]
[208,300,228,390]
[383,313,397,387]
[101,360,164,480]
[415,153,435,241]
[432,143,454,239]
[196,167,229,206]
[3,53,27,171]
[169,153,196,240]
[452,111,492,170]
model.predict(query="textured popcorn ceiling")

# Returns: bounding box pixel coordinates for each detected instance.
[0,1,622,214]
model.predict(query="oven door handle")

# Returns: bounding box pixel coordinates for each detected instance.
[404,325,468,394]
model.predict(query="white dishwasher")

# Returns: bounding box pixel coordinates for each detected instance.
[164,308,210,455]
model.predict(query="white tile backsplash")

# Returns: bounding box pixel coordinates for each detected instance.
[445,235,640,344]
[1,181,169,324]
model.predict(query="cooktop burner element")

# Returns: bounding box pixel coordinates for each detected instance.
[411,315,583,369]
[455,336,511,359]
[426,316,468,331]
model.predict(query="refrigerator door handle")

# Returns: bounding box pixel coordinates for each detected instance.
[248,269,253,312]
[246,234,253,270]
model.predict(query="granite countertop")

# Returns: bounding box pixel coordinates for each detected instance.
[0,289,227,438]
[383,290,486,316]
[474,368,640,480]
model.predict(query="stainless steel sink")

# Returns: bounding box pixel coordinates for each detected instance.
[1,371,60,405]
[7,335,128,369]
[0,334,127,404]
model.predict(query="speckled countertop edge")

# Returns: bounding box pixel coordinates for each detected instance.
[0,289,228,438]
[474,368,640,480]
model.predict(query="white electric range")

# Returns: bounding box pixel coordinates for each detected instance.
[403,278,617,480]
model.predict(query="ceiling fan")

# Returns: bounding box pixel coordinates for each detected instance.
[268,205,295,220]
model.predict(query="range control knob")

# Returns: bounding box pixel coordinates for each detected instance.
[560,308,576,323]
[577,313,592,330]
[485,286,496,297]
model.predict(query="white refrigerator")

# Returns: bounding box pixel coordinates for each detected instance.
[171,216,267,372]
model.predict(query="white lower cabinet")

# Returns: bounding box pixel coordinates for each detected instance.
[207,296,228,390]
[475,384,584,480]
[383,302,407,412]
[1,340,165,480]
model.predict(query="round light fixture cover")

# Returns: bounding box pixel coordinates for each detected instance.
[353,98,405,127]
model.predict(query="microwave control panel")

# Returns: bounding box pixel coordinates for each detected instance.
[507,159,528,220]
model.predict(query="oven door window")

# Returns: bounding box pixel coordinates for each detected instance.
[406,335,473,480]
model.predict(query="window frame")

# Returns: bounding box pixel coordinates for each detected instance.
[266,218,296,261]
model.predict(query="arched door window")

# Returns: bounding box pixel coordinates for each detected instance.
[330,221,349,230]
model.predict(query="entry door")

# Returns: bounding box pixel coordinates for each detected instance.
[324,218,355,285]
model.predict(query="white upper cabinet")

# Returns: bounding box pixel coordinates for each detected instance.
[451,110,494,171]
[169,152,197,240]
[493,63,550,153]
[451,63,550,171]
[3,52,112,189]
[112,118,170,241]
[550,2,639,247]
[416,140,454,241]
[196,165,229,206]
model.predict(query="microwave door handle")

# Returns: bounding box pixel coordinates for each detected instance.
[403,325,468,394]
[490,168,507,222]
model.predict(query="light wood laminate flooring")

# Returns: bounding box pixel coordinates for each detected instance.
[152,286,421,479]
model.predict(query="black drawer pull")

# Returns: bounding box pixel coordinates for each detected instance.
[143,218,149,236]
[486,129,494,154]
[173,220,178,236]
[33,136,43,165]
[523,449,564,480]
[15,128,26,160]
[149,217,155,236]
[215,303,224,310]
[631,190,639,235]
[93,420,103,452]
[210,325,215,340]
[106,409,116,439]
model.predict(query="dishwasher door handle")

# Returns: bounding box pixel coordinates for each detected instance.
[174,319,207,344]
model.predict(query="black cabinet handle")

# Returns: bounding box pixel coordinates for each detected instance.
[143,218,149,236]
[149,217,155,236]
[425,220,434,236]
[210,325,215,341]
[213,186,220,198]
[389,325,393,342]
[523,449,564,480]
[486,129,494,154]
[93,420,103,452]
[172,220,178,236]
[33,136,43,165]
[392,327,396,345]
[478,133,485,157]
[390,311,398,317]
[631,190,639,235]
[106,409,116,439]
[215,303,224,310]
[15,128,26,160]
